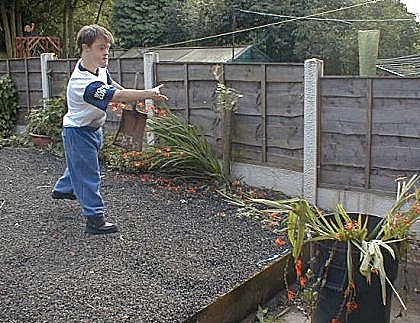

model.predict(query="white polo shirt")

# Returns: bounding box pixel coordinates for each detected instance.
[63,59,116,128]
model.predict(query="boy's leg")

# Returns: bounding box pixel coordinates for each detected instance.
[63,127,104,216]
[62,127,118,234]
[52,168,77,200]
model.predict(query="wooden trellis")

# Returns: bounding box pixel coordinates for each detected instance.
[16,36,61,58]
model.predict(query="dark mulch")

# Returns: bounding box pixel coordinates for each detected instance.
[0,147,284,322]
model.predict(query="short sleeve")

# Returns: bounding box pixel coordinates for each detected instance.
[106,70,113,85]
[83,81,116,111]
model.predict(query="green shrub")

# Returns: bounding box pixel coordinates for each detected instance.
[28,95,67,141]
[0,75,19,138]
[101,109,227,183]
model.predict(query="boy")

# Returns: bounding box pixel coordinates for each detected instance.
[52,24,167,234]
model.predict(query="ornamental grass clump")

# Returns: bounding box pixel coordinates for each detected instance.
[144,112,226,181]
[105,103,226,183]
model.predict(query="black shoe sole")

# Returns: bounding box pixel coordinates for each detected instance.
[85,224,119,235]
[52,191,77,200]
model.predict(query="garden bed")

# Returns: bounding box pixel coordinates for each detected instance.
[0,147,288,322]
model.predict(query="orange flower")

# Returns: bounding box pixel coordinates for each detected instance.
[155,149,162,154]
[287,289,295,302]
[346,301,358,314]
[164,153,170,158]
[295,258,303,278]
[412,202,420,214]
[352,220,360,230]
[344,282,356,297]
[165,147,172,152]
[344,221,353,230]
[270,212,279,220]
[133,161,142,168]
[299,276,307,288]
[275,238,286,247]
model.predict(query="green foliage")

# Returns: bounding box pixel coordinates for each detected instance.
[0,134,31,148]
[101,109,226,182]
[101,133,132,171]
[0,75,19,139]
[112,0,172,47]
[293,0,420,74]
[252,174,420,309]
[146,111,226,180]
[213,65,243,112]
[28,96,67,141]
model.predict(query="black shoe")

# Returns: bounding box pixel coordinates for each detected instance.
[85,216,119,235]
[52,191,77,200]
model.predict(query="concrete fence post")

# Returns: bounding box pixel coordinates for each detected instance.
[40,53,57,103]
[303,58,324,205]
[143,52,159,144]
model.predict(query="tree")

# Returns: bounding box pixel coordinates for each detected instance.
[0,0,114,58]
[112,0,172,48]
[293,0,420,74]
[1,0,25,57]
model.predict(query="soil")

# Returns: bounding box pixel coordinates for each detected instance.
[0,147,286,322]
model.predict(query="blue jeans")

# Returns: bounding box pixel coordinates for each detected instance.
[54,127,104,217]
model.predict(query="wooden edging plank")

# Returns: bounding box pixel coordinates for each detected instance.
[184,252,293,323]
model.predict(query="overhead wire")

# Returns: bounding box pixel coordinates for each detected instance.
[148,0,385,49]
[238,8,413,25]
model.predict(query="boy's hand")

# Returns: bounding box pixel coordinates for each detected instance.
[151,84,168,101]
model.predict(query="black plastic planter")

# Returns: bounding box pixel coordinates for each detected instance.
[311,214,400,323]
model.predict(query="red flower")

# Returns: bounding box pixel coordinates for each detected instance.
[299,276,307,288]
[133,161,142,168]
[344,221,353,230]
[275,238,286,247]
[287,289,295,302]
[346,301,358,314]
[295,258,303,278]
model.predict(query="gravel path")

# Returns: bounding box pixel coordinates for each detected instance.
[0,147,280,322]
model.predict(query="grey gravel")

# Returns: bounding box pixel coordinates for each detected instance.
[0,147,280,322]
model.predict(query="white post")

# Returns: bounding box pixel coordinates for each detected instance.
[40,53,57,102]
[143,52,159,144]
[303,59,323,205]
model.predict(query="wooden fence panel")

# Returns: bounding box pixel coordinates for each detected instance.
[155,63,304,170]
[227,64,304,170]
[319,78,368,189]
[49,59,77,96]
[319,77,420,193]
[2,56,418,195]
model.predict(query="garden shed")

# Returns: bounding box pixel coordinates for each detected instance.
[110,45,271,63]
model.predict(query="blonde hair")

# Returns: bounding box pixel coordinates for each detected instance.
[76,24,114,53]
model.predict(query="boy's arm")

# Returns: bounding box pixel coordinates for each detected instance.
[111,80,125,90]
[112,84,168,102]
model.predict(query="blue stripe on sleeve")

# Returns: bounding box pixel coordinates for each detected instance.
[83,81,116,111]
[106,70,113,85]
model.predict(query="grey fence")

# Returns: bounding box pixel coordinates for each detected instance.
[319,77,420,192]
[1,57,419,195]
[156,62,304,172]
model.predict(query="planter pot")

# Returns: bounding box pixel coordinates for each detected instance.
[113,109,147,151]
[29,133,54,147]
[311,214,399,323]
